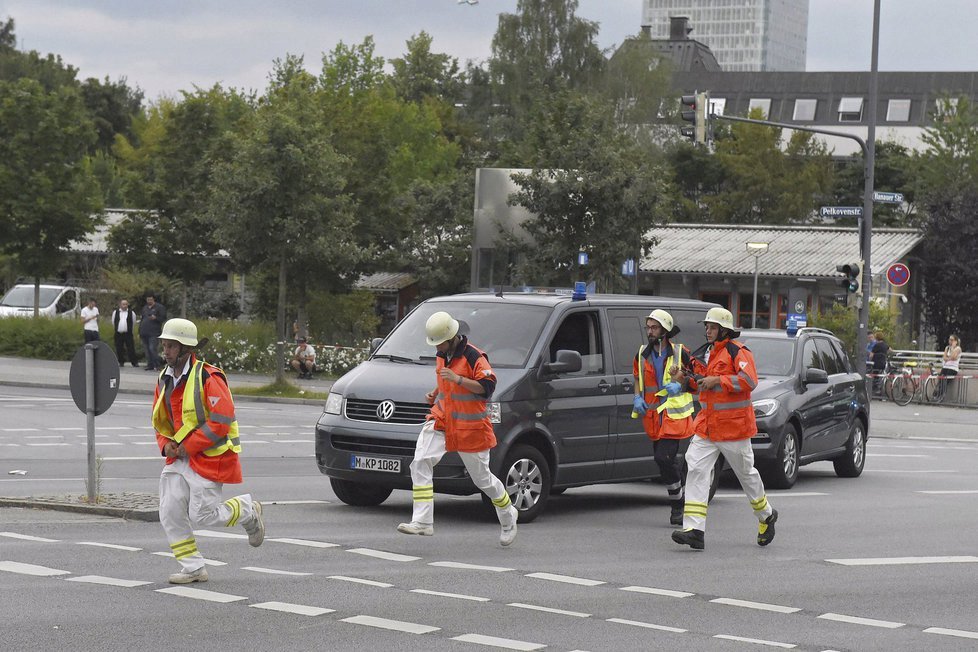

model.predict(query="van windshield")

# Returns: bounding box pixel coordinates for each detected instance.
[375,301,552,368]
[0,286,61,308]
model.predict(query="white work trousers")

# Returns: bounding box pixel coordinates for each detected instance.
[409,421,515,527]
[159,457,257,572]
[683,435,773,532]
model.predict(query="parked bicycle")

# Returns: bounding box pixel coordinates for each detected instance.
[885,359,921,406]
[923,366,954,404]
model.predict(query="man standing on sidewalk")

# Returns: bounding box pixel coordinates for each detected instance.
[140,293,166,371]
[80,298,100,343]
[153,317,264,584]
[111,298,139,367]
[671,307,777,551]
[397,311,518,546]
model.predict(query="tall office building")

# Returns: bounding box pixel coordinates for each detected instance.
[642,0,809,71]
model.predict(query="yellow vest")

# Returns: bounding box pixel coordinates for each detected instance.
[638,343,695,420]
[152,360,241,457]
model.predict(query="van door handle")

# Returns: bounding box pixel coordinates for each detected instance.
[597,380,611,393]
[621,379,634,392]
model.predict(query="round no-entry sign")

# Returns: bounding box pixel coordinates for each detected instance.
[886,262,910,287]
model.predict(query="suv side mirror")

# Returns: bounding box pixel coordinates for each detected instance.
[369,337,384,353]
[804,368,829,385]
[542,349,583,376]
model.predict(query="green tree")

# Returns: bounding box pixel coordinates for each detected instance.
[0,77,102,313]
[912,96,978,347]
[80,75,144,153]
[506,92,666,292]
[831,141,915,228]
[389,32,465,105]
[702,111,834,224]
[208,55,360,381]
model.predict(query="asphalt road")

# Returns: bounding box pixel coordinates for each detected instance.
[2,386,978,651]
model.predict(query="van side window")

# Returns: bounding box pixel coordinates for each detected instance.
[550,311,604,375]
[609,310,646,375]
[56,290,76,314]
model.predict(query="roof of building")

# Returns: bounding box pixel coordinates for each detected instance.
[69,209,135,253]
[641,223,922,278]
[356,272,418,291]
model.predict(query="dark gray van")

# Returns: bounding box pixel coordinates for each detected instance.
[315,291,720,521]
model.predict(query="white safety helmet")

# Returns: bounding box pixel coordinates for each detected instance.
[425,311,459,346]
[702,307,736,330]
[646,309,675,334]
[159,318,198,347]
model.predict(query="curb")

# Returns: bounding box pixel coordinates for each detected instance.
[0,497,159,522]
[0,379,328,406]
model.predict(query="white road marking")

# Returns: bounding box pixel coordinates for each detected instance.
[621,585,694,598]
[156,586,247,603]
[250,601,333,616]
[97,427,135,431]
[100,456,159,461]
[451,633,545,650]
[348,548,420,562]
[96,442,124,446]
[276,439,314,443]
[341,615,439,634]
[710,597,801,613]
[24,434,59,438]
[864,470,956,473]
[508,602,590,618]
[525,571,605,586]
[25,443,70,447]
[269,500,329,505]
[195,529,248,540]
[242,567,313,576]
[411,589,490,602]
[917,490,978,494]
[1,532,59,542]
[328,575,393,588]
[3,428,40,432]
[826,556,978,566]
[243,440,269,444]
[429,561,514,573]
[269,537,339,548]
[867,453,928,458]
[67,575,151,587]
[714,634,795,648]
[0,561,70,576]
[923,627,978,640]
[818,613,904,628]
[713,491,828,498]
[607,618,686,633]
[77,542,142,551]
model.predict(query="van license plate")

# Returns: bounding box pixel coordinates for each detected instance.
[351,455,400,473]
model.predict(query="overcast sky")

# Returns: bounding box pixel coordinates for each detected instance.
[4,1,978,101]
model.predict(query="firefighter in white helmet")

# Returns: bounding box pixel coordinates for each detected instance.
[671,307,777,551]
[153,318,265,584]
[397,310,518,546]
[632,309,695,526]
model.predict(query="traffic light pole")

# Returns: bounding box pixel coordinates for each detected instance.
[712,113,875,375]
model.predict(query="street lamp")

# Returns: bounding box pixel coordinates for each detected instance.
[746,242,769,329]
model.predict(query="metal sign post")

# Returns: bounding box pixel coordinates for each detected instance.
[69,341,121,502]
[85,344,96,502]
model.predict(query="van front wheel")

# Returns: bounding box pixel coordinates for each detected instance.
[496,445,551,523]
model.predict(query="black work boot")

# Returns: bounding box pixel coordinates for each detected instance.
[669,501,684,527]
[757,509,778,546]
[671,528,705,550]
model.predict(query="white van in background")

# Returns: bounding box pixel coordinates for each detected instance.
[0,284,82,318]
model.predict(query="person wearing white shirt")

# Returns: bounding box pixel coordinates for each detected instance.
[290,336,317,379]
[80,298,100,343]
[111,298,139,366]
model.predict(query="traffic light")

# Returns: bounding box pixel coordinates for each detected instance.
[680,91,708,145]
[836,261,862,295]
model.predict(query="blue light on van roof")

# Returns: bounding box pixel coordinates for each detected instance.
[572,281,587,301]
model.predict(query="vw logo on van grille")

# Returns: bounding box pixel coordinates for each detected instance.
[376,400,397,421]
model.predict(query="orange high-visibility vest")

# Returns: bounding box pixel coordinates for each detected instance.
[429,338,497,453]
[691,339,758,442]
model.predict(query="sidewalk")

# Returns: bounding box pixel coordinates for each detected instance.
[0,355,333,403]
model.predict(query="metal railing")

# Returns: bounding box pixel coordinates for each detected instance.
[867,350,978,408]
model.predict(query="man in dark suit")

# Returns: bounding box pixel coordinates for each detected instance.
[140,293,167,371]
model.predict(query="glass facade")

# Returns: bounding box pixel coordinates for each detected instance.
[643,0,809,72]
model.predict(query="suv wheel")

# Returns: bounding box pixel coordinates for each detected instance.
[833,419,866,477]
[763,424,799,489]
[497,444,551,523]
[329,478,393,506]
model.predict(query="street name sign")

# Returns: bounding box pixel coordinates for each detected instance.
[873,191,904,204]
[820,206,862,218]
